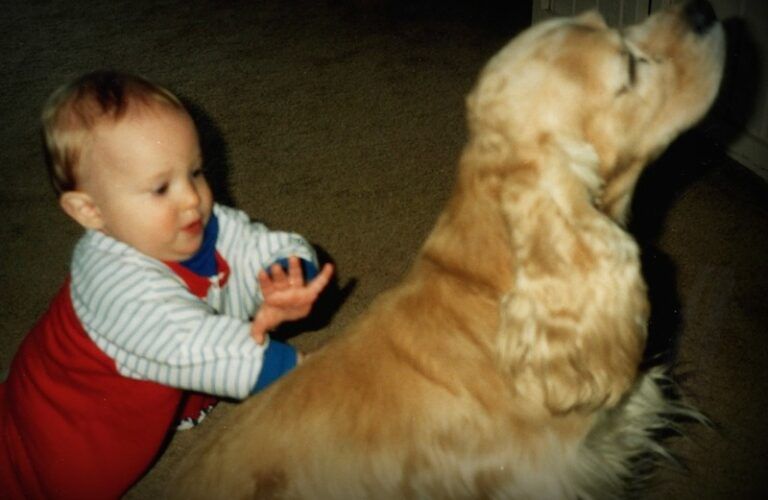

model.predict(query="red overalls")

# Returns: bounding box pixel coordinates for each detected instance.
[0,256,228,499]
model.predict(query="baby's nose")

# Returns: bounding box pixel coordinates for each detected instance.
[182,181,201,207]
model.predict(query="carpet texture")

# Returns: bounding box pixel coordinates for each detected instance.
[1,1,766,498]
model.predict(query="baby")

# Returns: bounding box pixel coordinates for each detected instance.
[0,70,333,498]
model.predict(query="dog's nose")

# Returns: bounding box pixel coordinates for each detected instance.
[683,0,717,35]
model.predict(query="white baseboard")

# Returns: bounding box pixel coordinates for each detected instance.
[702,118,768,183]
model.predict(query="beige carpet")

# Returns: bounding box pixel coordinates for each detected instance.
[1,1,766,498]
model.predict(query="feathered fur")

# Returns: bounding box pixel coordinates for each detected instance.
[169,4,725,499]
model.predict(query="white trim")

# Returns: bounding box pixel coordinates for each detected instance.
[704,118,768,183]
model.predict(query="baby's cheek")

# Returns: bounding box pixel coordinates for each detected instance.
[159,211,182,240]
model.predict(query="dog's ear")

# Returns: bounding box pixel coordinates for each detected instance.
[498,279,647,414]
[575,9,608,30]
[496,152,647,414]
[601,157,649,225]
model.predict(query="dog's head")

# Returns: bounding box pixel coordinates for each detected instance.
[466,0,725,222]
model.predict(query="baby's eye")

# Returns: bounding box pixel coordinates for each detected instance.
[153,183,169,196]
[191,167,204,178]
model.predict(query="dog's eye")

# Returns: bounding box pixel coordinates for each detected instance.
[627,52,637,86]
[617,50,648,96]
[627,53,650,83]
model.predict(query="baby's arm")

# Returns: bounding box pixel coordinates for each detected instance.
[250,256,334,344]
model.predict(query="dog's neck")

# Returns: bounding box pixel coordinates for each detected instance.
[511,135,606,223]
[552,135,604,205]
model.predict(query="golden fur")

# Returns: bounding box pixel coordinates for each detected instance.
[169,4,724,499]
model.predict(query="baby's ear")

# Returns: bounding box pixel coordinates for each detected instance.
[59,191,104,230]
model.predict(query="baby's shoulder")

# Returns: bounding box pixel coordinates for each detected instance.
[214,203,272,245]
[71,231,183,300]
[213,203,266,230]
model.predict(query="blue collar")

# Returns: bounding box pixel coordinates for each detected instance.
[179,213,219,277]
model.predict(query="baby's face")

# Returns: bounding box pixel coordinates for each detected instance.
[79,104,213,261]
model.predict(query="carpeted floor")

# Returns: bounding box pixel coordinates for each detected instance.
[1,1,766,498]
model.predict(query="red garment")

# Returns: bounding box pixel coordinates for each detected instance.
[0,259,227,499]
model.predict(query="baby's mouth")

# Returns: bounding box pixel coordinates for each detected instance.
[182,219,203,234]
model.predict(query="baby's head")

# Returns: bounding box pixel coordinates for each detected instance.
[42,70,213,261]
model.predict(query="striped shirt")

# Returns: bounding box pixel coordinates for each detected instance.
[70,203,317,400]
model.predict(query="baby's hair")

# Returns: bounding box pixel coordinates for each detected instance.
[41,70,185,195]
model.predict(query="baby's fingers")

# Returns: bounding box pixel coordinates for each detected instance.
[306,263,334,295]
[270,262,289,284]
[287,256,304,286]
[257,269,272,292]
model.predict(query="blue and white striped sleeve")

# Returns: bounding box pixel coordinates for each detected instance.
[214,204,319,292]
[70,232,265,400]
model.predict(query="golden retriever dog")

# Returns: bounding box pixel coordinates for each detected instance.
[170,1,725,498]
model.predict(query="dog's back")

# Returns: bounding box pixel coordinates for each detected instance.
[170,2,725,498]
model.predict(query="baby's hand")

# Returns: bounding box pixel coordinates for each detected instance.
[250,256,334,344]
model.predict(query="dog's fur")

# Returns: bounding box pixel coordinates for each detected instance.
[170,4,725,499]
